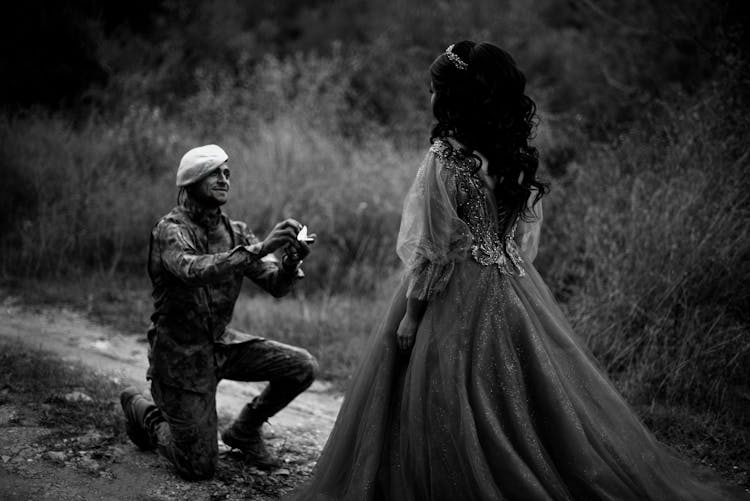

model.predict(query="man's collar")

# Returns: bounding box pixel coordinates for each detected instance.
[182,195,223,228]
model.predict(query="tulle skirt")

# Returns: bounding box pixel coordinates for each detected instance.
[289,259,748,500]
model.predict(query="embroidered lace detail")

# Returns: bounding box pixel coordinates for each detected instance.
[429,139,526,277]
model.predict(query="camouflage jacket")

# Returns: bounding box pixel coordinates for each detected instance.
[146,198,302,392]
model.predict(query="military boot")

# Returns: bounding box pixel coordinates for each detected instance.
[221,404,280,469]
[222,425,281,469]
[120,387,163,451]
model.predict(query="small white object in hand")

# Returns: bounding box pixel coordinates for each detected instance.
[297,225,314,242]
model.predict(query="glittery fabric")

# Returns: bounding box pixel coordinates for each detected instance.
[289,144,748,500]
[429,139,526,276]
[398,139,527,301]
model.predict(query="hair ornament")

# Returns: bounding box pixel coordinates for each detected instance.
[445,44,468,71]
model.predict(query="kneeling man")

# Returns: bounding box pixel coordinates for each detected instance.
[121,144,317,480]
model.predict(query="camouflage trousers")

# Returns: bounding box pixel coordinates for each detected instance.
[149,339,318,480]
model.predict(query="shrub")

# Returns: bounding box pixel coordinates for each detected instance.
[1,47,747,417]
[0,110,182,276]
[539,84,750,411]
[0,58,420,292]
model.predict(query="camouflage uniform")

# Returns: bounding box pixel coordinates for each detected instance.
[146,197,317,479]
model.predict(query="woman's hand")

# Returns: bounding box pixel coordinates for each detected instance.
[396,314,419,351]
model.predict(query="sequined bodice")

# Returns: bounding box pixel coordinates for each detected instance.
[430,139,525,276]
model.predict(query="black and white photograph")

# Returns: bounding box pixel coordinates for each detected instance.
[0,1,748,499]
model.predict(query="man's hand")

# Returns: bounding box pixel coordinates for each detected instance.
[396,314,419,351]
[261,219,303,254]
[286,238,312,260]
[281,236,315,272]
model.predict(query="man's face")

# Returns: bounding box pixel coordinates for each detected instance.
[193,163,230,207]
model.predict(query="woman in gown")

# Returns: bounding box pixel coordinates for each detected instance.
[290,41,748,500]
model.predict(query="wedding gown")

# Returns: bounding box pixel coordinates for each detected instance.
[289,138,748,500]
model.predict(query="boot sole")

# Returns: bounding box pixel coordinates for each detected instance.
[221,430,280,470]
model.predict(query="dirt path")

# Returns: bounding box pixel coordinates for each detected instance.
[0,299,342,500]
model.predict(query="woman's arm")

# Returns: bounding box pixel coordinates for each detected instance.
[514,198,543,263]
[394,144,471,351]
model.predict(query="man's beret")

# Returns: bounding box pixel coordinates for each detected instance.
[176,144,229,187]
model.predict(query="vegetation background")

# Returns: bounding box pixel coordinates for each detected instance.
[1,0,749,479]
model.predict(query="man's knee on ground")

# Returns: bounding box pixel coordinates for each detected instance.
[173,453,217,481]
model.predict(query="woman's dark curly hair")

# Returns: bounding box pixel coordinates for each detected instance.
[430,40,547,232]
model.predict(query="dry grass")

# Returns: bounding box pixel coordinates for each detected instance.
[0,63,747,425]
[539,88,750,412]
[0,109,415,292]
[233,274,401,387]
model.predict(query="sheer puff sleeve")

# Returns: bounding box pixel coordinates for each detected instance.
[396,147,473,300]
[514,192,543,264]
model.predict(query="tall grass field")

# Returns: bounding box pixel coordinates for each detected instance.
[1,57,748,424]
